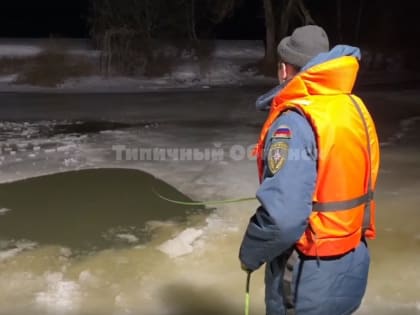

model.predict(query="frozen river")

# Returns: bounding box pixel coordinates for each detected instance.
[0,87,419,315]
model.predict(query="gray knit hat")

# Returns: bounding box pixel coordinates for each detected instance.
[277,25,330,68]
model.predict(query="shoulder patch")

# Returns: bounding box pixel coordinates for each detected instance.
[267,141,289,175]
[272,125,292,139]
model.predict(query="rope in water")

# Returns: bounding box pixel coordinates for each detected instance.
[153,187,256,206]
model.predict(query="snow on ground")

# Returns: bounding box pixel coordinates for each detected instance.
[2,38,416,94]
[0,44,42,57]
[0,39,273,93]
[0,39,262,59]
[0,38,99,58]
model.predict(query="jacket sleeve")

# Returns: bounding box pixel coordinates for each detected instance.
[239,111,318,271]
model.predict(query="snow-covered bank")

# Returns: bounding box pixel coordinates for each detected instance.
[1,38,418,94]
[0,38,99,58]
[0,39,274,93]
[0,72,276,94]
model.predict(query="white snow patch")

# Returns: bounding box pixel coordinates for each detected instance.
[0,208,11,215]
[145,220,177,231]
[0,74,18,83]
[35,272,81,313]
[63,158,80,167]
[157,228,203,258]
[100,130,128,135]
[116,233,139,243]
[0,248,24,261]
[57,144,77,152]
[0,44,42,57]
[205,213,239,233]
[16,143,28,149]
[0,241,37,261]
[78,270,101,288]
[59,247,72,258]
[212,40,264,59]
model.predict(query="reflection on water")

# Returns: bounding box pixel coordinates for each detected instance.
[0,168,202,252]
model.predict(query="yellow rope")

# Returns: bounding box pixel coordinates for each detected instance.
[153,188,256,206]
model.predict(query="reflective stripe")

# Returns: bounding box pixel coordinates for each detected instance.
[313,191,374,212]
[362,202,371,232]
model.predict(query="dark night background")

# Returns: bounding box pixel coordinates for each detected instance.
[1,0,420,78]
[0,1,89,38]
[1,0,419,48]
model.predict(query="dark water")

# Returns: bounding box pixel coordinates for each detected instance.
[0,168,202,252]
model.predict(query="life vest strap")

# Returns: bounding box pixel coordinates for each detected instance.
[312,191,374,212]
[348,95,374,235]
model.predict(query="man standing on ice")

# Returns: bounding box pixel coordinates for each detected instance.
[239,25,380,315]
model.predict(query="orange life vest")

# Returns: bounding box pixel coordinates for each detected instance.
[255,56,380,257]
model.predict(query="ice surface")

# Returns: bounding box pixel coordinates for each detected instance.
[0,241,37,261]
[116,233,139,244]
[0,89,419,315]
[35,272,81,313]
[157,228,204,258]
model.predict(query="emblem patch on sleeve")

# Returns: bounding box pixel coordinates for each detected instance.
[273,125,292,139]
[267,141,289,174]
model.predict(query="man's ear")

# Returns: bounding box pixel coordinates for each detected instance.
[277,62,287,83]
